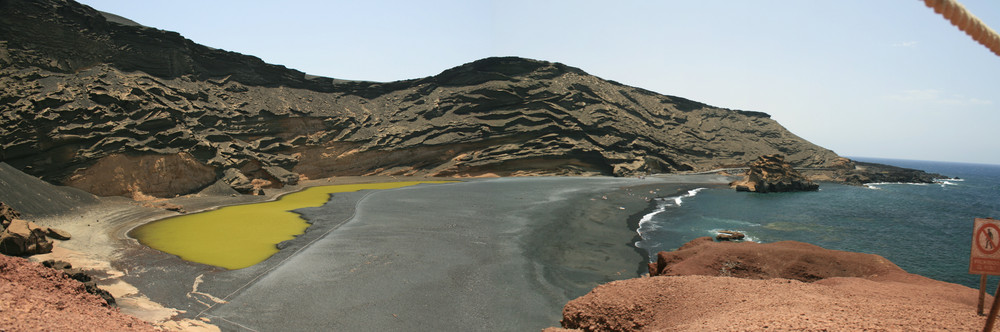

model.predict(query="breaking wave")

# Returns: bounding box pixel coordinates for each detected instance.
[636,188,706,237]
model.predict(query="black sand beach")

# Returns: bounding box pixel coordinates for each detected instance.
[191,176,728,330]
[17,174,732,330]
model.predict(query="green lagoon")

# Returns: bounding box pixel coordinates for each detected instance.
[131,181,454,269]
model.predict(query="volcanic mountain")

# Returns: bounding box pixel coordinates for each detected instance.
[1,0,907,197]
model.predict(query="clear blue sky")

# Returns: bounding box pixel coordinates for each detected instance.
[78,0,1000,165]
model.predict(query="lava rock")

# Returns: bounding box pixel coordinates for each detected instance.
[730,154,819,193]
[0,202,20,228]
[715,230,745,241]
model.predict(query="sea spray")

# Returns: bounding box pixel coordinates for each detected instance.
[634,188,706,253]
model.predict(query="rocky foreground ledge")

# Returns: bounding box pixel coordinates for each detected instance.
[553,238,986,331]
[0,254,155,331]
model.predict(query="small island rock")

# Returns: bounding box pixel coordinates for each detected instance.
[716,230,745,241]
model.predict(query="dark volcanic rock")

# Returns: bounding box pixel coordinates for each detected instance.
[0,202,19,228]
[42,259,116,307]
[2,0,886,198]
[730,154,819,192]
[840,161,946,185]
[715,230,745,241]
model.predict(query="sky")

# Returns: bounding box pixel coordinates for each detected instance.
[77,0,1000,165]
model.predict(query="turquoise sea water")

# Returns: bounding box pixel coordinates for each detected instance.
[635,157,1000,288]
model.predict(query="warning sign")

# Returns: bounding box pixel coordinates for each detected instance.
[971,218,1000,275]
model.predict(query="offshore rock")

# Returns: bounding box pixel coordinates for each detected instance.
[715,230,745,241]
[730,154,819,193]
[839,161,946,185]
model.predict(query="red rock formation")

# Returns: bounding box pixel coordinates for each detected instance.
[561,275,985,331]
[561,238,988,331]
[0,255,155,331]
[647,236,903,282]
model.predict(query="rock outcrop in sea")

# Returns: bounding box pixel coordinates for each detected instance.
[0,0,899,198]
[730,154,820,192]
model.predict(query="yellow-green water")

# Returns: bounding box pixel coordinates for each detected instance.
[131,181,454,270]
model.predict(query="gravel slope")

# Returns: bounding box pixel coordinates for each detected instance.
[0,254,155,331]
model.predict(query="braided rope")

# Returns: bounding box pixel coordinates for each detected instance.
[924,0,1000,56]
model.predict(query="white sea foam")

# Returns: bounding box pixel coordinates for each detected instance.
[934,179,961,187]
[864,182,932,188]
[866,179,961,189]
[636,187,707,239]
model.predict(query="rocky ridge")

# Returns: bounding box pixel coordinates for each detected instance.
[1,0,852,197]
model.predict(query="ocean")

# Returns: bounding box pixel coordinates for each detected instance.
[635,157,1000,289]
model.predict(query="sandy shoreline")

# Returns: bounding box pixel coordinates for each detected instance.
[14,174,732,330]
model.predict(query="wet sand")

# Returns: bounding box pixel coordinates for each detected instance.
[21,174,732,330]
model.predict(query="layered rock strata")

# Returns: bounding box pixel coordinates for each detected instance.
[0,0,853,197]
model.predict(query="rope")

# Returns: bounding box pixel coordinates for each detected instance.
[924,0,1000,56]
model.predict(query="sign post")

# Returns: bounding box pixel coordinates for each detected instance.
[971,218,1000,331]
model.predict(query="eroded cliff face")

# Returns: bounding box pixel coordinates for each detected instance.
[0,0,846,197]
